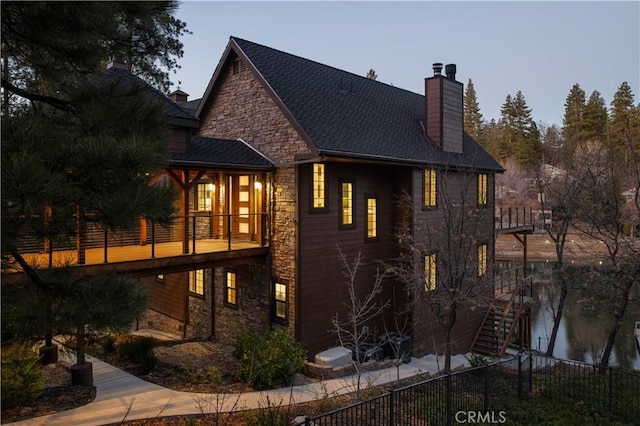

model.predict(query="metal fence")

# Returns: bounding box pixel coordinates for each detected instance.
[303,354,639,425]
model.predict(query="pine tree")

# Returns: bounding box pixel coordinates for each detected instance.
[609,81,638,161]
[500,91,542,168]
[562,84,587,154]
[464,79,484,145]
[583,90,608,144]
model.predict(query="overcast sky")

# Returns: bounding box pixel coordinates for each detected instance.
[172,1,639,127]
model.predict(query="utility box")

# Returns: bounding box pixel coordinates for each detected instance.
[315,346,353,368]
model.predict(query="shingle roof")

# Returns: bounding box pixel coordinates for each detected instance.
[104,67,198,124]
[171,136,273,170]
[230,37,503,171]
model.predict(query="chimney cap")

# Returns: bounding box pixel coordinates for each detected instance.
[445,63,457,80]
[432,63,443,76]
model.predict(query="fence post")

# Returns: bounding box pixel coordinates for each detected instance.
[483,365,490,412]
[608,366,613,413]
[446,373,452,426]
[389,389,395,426]
[517,354,523,399]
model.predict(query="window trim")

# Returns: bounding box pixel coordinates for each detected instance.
[423,169,437,209]
[273,280,288,322]
[365,194,379,242]
[339,178,356,230]
[224,270,238,308]
[310,163,328,213]
[188,269,205,297]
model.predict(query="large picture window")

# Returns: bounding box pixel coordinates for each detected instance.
[424,169,437,207]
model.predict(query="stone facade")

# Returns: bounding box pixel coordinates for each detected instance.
[197,56,312,338]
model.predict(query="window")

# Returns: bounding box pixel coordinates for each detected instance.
[478,244,487,276]
[424,169,437,207]
[478,173,488,206]
[274,282,287,320]
[424,254,436,292]
[225,271,237,306]
[366,195,378,240]
[312,163,326,209]
[189,269,204,296]
[341,181,354,227]
[196,182,214,211]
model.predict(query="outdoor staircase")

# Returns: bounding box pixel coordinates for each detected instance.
[471,273,532,357]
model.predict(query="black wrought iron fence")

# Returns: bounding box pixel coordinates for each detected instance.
[303,354,639,425]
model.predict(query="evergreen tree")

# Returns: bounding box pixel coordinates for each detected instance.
[464,79,484,144]
[609,81,639,162]
[500,91,542,168]
[562,83,587,154]
[1,2,185,378]
[583,90,608,145]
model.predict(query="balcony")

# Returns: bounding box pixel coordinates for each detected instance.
[2,213,268,282]
[496,207,535,234]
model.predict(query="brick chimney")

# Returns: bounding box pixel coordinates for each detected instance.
[425,63,464,154]
[169,89,189,104]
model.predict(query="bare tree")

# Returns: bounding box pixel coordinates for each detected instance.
[331,246,388,400]
[532,143,601,356]
[574,143,640,367]
[387,165,495,372]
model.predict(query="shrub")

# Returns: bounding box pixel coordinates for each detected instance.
[1,345,44,409]
[233,327,306,389]
[117,336,157,373]
[466,352,490,368]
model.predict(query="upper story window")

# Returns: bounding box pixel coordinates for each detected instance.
[225,271,237,306]
[424,169,437,207]
[340,180,355,229]
[312,163,326,210]
[366,195,378,241]
[478,244,488,276]
[189,269,204,296]
[424,253,437,292]
[478,173,488,206]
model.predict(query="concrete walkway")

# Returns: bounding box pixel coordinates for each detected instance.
[7,350,471,426]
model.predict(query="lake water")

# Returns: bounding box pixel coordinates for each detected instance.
[526,261,640,370]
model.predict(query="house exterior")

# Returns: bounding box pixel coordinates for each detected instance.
[4,37,507,360]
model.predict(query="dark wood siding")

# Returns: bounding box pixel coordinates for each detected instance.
[141,273,187,322]
[297,162,410,358]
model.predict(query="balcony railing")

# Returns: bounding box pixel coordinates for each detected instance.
[496,207,534,231]
[3,212,268,271]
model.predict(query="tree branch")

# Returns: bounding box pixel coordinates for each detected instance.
[1,77,72,112]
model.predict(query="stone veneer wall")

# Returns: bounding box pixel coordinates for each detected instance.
[213,263,270,346]
[197,56,312,336]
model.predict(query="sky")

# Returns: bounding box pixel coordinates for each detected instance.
[172,1,639,127]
